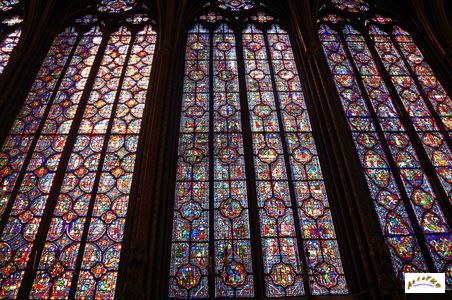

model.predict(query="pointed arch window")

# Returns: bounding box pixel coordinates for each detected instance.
[0,0,22,74]
[319,0,451,288]
[0,0,157,298]
[169,1,348,298]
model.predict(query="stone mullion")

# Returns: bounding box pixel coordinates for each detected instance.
[121,2,189,298]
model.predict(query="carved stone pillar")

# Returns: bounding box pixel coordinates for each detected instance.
[120,0,190,298]
[411,0,452,72]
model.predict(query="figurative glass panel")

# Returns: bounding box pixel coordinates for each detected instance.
[368,25,452,199]
[169,23,211,299]
[0,7,157,298]
[169,7,348,298]
[244,23,347,296]
[319,1,452,288]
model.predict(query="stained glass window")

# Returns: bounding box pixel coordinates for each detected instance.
[0,0,18,12]
[319,1,452,289]
[217,0,254,11]
[331,0,369,13]
[0,0,22,75]
[169,5,348,298]
[98,0,136,13]
[0,5,157,299]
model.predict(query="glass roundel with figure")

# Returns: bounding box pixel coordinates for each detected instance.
[0,0,157,298]
[319,0,452,289]
[168,1,349,298]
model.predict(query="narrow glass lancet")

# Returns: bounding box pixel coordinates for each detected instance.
[169,23,211,298]
[243,24,306,297]
[267,24,347,295]
[0,8,157,298]
[244,23,347,296]
[0,28,76,219]
[393,26,452,135]
[0,26,98,298]
[368,25,452,199]
[212,24,254,297]
[320,18,452,287]
[170,9,348,297]
[319,23,428,280]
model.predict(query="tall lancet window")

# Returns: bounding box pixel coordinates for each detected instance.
[0,0,22,75]
[169,1,348,298]
[0,0,157,298]
[319,0,451,288]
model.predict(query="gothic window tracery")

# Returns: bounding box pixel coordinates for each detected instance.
[0,0,22,74]
[169,1,349,298]
[0,1,156,298]
[319,0,452,288]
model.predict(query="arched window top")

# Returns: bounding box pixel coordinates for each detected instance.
[97,0,137,13]
[169,2,349,298]
[193,4,283,31]
[217,0,255,11]
[371,14,393,25]
[0,0,18,12]
[190,0,291,32]
[63,0,155,36]
[250,11,274,23]
[330,0,370,13]
[320,0,414,33]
